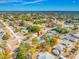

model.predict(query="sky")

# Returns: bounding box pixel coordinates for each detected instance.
[0,0,79,11]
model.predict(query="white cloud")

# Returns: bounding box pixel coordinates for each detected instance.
[23,0,44,4]
[0,0,45,4]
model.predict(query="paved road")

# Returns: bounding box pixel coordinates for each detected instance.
[0,20,16,38]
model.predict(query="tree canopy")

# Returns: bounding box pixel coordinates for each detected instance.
[2,32,11,40]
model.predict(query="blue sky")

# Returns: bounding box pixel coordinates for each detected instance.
[0,0,79,11]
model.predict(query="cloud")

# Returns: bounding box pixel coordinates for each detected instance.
[0,0,45,4]
[23,0,44,4]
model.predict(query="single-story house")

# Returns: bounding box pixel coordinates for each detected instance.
[60,38,73,48]
[71,32,79,39]
[37,52,55,59]
[75,54,79,59]
[64,23,79,27]
[0,47,3,52]
[0,28,5,38]
[21,29,29,33]
[47,31,56,36]
[64,34,78,42]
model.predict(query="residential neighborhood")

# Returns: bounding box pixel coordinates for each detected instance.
[0,12,79,59]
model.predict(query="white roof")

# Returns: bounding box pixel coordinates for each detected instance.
[75,54,79,59]
[64,35,78,42]
[38,52,55,59]
[73,33,79,38]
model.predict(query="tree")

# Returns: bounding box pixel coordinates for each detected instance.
[2,32,11,40]
[27,25,41,33]
[0,49,12,59]
[15,27,19,32]
[33,19,47,24]
[65,19,72,23]
[75,42,79,51]
[45,35,51,45]
[32,37,39,45]
[16,43,32,59]
[21,20,25,26]
[22,16,27,21]
[30,47,36,58]
[72,25,79,30]
[0,41,7,48]
[52,27,69,34]
[50,38,58,47]
[45,45,51,53]
[40,42,47,51]
[16,48,27,59]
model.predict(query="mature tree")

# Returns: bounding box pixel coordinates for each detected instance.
[16,43,32,59]
[52,27,69,34]
[0,41,7,48]
[15,27,19,32]
[2,32,11,40]
[72,25,79,30]
[32,37,39,45]
[65,19,72,23]
[33,19,47,24]
[27,25,41,33]
[0,49,12,59]
[40,42,47,51]
[50,38,58,47]
[30,47,36,58]
[45,45,51,53]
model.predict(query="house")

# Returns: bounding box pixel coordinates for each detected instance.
[0,28,5,38]
[63,38,71,44]
[37,52,55,59]
[64,23,79,27]
[21,29,28,33]
[64,34,78,42]
[75,54,79,59]
[47,31,56,36]
[25,21,33,25]
[71,32,79,39]
[0,47,3,52]
[60,38,73,48]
